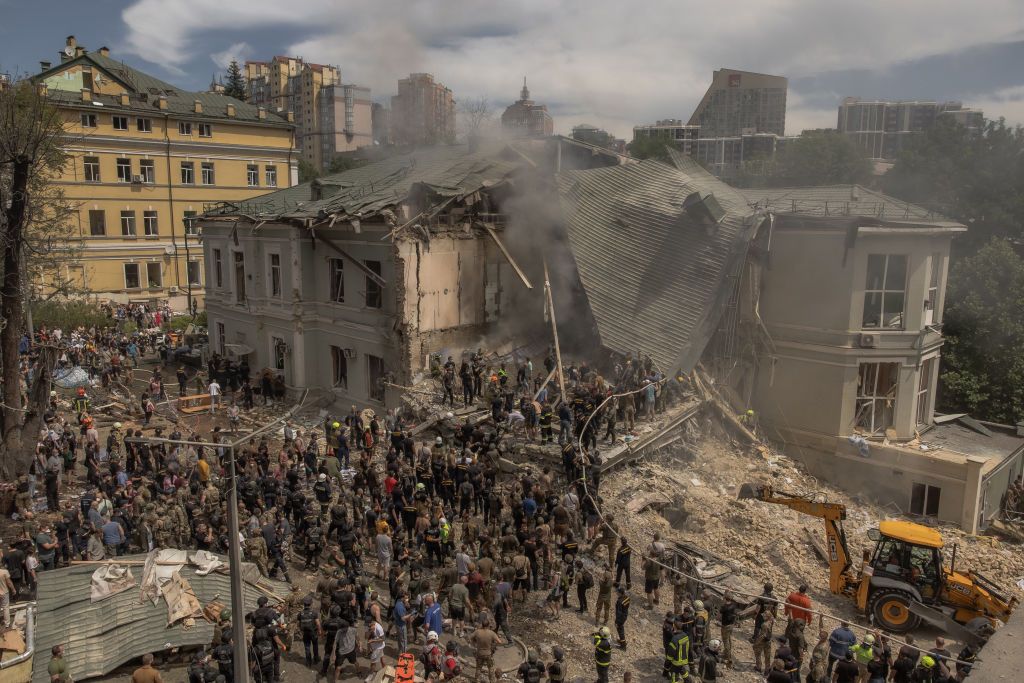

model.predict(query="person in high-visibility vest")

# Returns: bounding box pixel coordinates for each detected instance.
[593,626,612,683]
[73,387,90,419]
[668,617,691,682]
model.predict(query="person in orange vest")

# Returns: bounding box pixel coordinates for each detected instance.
[784,584,813,625]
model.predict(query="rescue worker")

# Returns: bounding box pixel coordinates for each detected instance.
[297,595,322,667]
[698,638,721,682]
[614,584,630,649]
[593,625,612,683]
[72,387,90,419]
[546,646,565,683]
[517,650,544,683]
[667,617,691,682]
[594,566,613,624]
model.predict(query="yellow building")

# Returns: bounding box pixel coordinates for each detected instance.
[35,36,298,309]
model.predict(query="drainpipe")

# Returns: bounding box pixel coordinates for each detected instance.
[163,114,181,302]
[0,605,34,669]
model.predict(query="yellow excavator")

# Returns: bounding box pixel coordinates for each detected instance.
[738,483,1017,642]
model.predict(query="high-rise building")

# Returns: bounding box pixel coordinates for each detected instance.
[32,36,297,309]
[632,119,793,179]
[500,78,553,137]
[390,73,456,146]
[318,84,373,163]
[837,97,984,160]
[688,68,787,137]
[371,103,392,145]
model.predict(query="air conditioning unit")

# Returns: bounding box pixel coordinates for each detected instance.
[131,175,143,184]
[168,286,179,294]
[858,333,878,348]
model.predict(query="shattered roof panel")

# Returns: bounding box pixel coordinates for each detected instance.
[556,159,759,373]
[32,555,288,683]
[737,184,959,224]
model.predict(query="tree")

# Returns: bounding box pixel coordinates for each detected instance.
[767,130,872,187]
[938,238,1024,423]
[0,77,70,477]
[627,135,673,163]
[224,60,247,101]
[457,97,493,142]
[327,155,367,175]
[297,158,320,184]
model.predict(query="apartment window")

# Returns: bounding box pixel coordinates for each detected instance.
[83,156,100,182]
[916,357,935,427]
[364,260,382,309]
[112,115,129,131]
[146,262,162,288]
[213,248,223,288]
[233,251,246,304]
[216,322,226,356]
[268,253,282,298]
[201,162,215,185]
[81,113,97,128]
[855,362,899,435]
[925,253,942,325]
[120,210,137,237]
[272,337,286,371]
[139,159,155,184]
[198,123,212,138]
[178,121,193,135]
[136,117,152,133]
[863,254,907,329]
[88,210,105,236]
[184,210,199,235]
[124,263,141,289]
[330,346,349,389]
[187,260,202,286]
[367,354,386,402]
[116,158,132,183]
[143,210,159,236]
[910,483,941,517]
[329,258,344,302]
[180,161,194,185]
[247,165,259,187]
[265,165,278,187]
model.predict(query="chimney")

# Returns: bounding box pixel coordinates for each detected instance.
[226,103,236,118]
[257,106,266,120]
[66,35,77,50]
[120,93,130,106]
[81,88,92,102]
[40,61,51,71]
[98,46,110,57]
[286,111,294,123]
[193,99,202,113]
[157,95,168,110]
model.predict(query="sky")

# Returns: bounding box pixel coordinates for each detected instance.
[2,0,1024,140]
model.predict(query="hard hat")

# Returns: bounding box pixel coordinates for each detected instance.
[864,634,875,645]
[552,646,564,661]
[693,600,704,610]
[920,656,935,668]
[427,631,438,642]
[77,387,86,396]
[50,391,57,397]
[318,473,327,481]
[746,409,755,416]
[528,650,539,663]
[706,639,721,653]
[332,421,340,429]
[446,412,453,419]
[113,422,122,429]
[416,483,426,491]
[435,436,443,445]
[599,626,610,637]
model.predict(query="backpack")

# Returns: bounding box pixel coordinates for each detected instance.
[308,526,322,546]
[580,570,594,589]
[420,645,440,672]
[254,640,275,667]
[443,654,462,678]
[298,608,317,634]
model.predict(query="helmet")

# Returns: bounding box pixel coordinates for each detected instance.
[416,483,426,491]
[427,631,438,642]
[446,412,454,419]
[599,626,610,637]
[706,639,721,653]
[435,436,443,445]
[552,646,564,661]
[527,650,539,664]
[50,391,57,397]
[693,600,704,610]
[318,473,327,481]
[77,387,86,396]
[864,634,875,645]
[113,422,122,429]
[920,656,935,668]
[332,422,340,429]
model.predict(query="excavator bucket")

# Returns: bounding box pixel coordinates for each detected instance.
[738,483,758,500]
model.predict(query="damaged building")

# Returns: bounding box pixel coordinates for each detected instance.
[199,140,1022,534]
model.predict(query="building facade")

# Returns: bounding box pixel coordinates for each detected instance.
[317,84,373,161]
[632,119,792,179]
[688,68,787,137]
[390,74,456,146]
[35,36,297,309]
[500,79,553,137]
[837,97,985,160]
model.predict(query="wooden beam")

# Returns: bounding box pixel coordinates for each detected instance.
[484,225,533,289]
[543,257,567,403]
[316,232,386,288]
[532,366,558,401]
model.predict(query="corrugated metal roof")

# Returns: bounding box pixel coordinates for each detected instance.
[556,158,760,373]
[32,555,288,683]
[737,184,957,224]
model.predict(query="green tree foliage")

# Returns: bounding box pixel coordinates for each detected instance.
[327,155,367,174]
[297,158,320,183]
[627,135,673,162]
[938,239,1024,423]
[767,130,872,187]
[32,299,109,330]
[223,60,247,101]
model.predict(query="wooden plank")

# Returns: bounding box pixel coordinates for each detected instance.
[532,366,558,401]
[543,258,566,404]
[803,525,830,566]
[484,225,533,289]
[317,233,387,288]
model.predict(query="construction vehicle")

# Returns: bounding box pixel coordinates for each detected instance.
[738,483,1017,641]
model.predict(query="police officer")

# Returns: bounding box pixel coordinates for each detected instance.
[305,518,324,570]
[212,635,234,682]
[297,595,323,667]
[614,584,630,649]
[593,625,612,683]
[267,530,291,584]
[313,473,332,516]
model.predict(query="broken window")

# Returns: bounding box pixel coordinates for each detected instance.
[233,251,246,304]
[916,357,935,427]
[272,337,286,371]
[213,248,223,288]
[364,260,382,309]
[863,254,906,329]
[855,361,899,435]
[329,258,345,303]
[367,354,386,402]
[216,322,226,356]
[124,263,140,289]
[925,253,941,325]
[268,253,282,298]
[910,482,941,517]
[331,346,348,389]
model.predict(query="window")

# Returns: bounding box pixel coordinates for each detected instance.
[136,117,152,133]
[213,248,223,288]
[364,260,382,309]
[247,165,259,187]
[329,258,344,302]
[146,262,162,288]
[910,483,941,517]
[331,346,349,389]
[855,362,899,435]
[233,251,246,304]
[81,113,97,128]
[83,156,100,182]
[88,210,105,236]
[139,159,155,184]
[178,121,192,135]
[187,260,202,286]
[916,357,935,426]
[116,158,132,183]
[268,253,282,298]
[925,253,942,326]
[120,210,136,237]
[143,210,159,236]
[265,165,278,187]
[184,210,199,235]
[272,337,286,370]
[216,322,226,356]
[180,161,194,185]
[198,123,212,138]
[112,115,128,131]
[124,263,141,289]
[201,162,215,185]
[863,254,907,329]
[367,354,386,402]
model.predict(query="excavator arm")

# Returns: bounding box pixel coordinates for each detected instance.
[739,483,858,596]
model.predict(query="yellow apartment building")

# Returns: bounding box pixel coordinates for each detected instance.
[35,36,298,310]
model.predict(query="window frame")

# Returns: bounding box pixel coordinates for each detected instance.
[364,259,382,309]
[216,322,226,356]
[143,210,159,237]
[83,156,101,182]
[200,161,215,186]
[80,113,97,128]
[246,165,259,187]
[367,354,386,402]
[180,161,195,185]
[198,122,212,138]
[146,262,162,289]
[233,250,246,305]
[328,257,345,303]
[910,482,941,517]
[268,252,282,298]
[119,210,137,237]
[178,121,193,136]
[184,210,199,236]
[265,165,278,187]
[139,159,155,184]
[213,248,223,288]
[187,260,202,286]
[136,117,152,133]
[330,346,349,389]
[88,209,106,236]
[862,254,908,330]
[272,336,286,371]
[855,361,900,436]
[112,115,129,131]
[123,263,141,289]
[916,357,936,427]
[116,157,132,183]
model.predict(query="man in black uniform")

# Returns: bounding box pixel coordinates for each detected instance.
[614,585,630,649]
[297,595,323,667]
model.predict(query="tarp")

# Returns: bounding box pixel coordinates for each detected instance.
[89,564,135,602]
[52,366,91,389]
[160,571,202,626]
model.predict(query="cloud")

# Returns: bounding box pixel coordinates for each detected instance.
[121,0,1024,138]
[210,42,251,70]
[970,84,1024,126]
